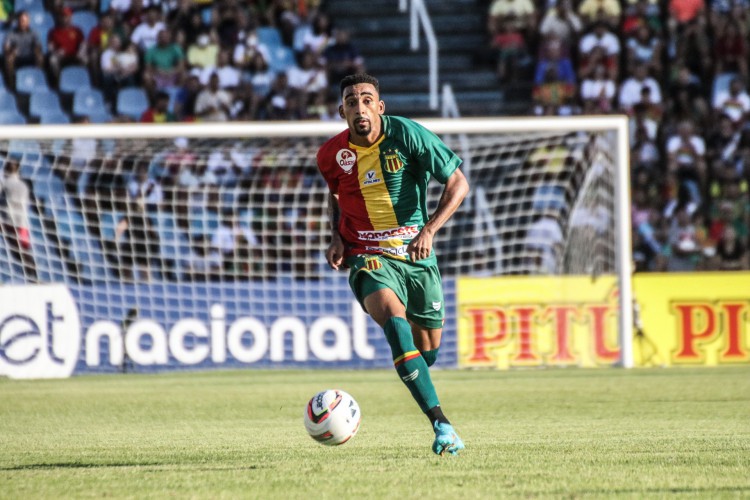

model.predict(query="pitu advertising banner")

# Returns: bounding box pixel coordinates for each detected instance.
[457,273,750,368]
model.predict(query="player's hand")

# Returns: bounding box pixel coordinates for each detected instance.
[407,229,434,262]
[326,239,345,270]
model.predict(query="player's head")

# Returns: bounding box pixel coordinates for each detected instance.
[339,73,384,143]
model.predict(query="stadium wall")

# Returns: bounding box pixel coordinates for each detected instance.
[0,278,459,379]
[458,273,750,368]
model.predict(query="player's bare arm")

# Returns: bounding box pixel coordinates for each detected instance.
[326,193,345,270]
[407,168,470,262]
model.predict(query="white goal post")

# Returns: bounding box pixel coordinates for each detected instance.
[0,116,632,375]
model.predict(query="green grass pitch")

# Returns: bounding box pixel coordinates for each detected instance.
[1,367,749,499]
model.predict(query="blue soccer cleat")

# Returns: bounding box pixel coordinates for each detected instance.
[432,421,465,456]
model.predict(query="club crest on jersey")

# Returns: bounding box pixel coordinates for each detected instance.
[383,150,404,173]
[336,148,356,174]
[432,301,441,311]
[364,257,382,271]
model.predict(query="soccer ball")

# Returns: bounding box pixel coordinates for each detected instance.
[303,389,361,446]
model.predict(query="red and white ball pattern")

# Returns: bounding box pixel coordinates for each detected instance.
[303,389,361,446]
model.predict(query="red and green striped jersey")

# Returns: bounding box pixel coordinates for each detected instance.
[317,115,462,263]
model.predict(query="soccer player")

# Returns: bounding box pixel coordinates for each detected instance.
[316,73,469,456]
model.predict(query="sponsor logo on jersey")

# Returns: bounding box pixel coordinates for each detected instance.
[336,148,356,173]
[358,225,419,241]
[383,149,404,173]
[365,245,408,257]
[362,169,381,186]
[364,257,382,271]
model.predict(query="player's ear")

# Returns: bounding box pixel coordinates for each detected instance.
[338,104,345,119]
[378,100,385,115]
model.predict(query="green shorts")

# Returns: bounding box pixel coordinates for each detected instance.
[346,254,445,329]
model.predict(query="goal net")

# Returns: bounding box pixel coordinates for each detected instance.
[0,118,632,375]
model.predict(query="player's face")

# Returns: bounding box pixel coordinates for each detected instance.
[340,83,384,145]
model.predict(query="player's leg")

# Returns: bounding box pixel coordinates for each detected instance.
[410,323,441,367]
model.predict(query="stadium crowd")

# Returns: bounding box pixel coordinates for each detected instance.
[0,0,749,282]
[487,0,750,272]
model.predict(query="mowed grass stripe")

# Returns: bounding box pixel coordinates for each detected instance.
[1,367,749,499]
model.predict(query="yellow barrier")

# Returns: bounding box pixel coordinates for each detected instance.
[457,273,750,368]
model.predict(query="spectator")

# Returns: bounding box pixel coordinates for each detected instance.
[143,29,186,97]
[100,37,140,105]
[172,74,202,121]
[712,19,748,81]
[195,72,233,122]
[303,12,332,56]
[0,158,37,281]
[286,48,328,119]
[230,81,258,120]
[708,181,750,243]
[523,211,564,274]
[706,114,749,194]
[233,27,270,77]
[712,77,750,128]
[489,15,530,82]
[580,63,616,113]
[262,72,295,120]
[714,225,748,270]
[212,211,259,275]
[539,1,583,50]
[167,0,206,47]
[487,0,537,37]
[47,6,88,85]
[625,24,663,78]
[197,50,240,90]
[618,63,662,112]
[3,10,45,91]
[187,31,220,73]
[578,21,621,80]
[667,63,708,124]
[130,5,165,53]
[666,120,707,207]
[631,124,661,170]
[322,29,365,88]
[87,11,127,87]
[577,0,622,27]
[621,0,662,36]
[140,90,177,123]
[666,206,702,271]
[127,160,164,211]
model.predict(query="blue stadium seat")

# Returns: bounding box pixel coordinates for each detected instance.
[15,66,49,94]
[268,46,296,74]
[39,110,71,124]
[116,86,149,120]
[71,10,98,38]
[15,0,46,12]
[0,111,27,124]
[0,30,7,57]
[73,87,107,117]
[0,91,20,115]
[29,90,64,119]
[257,27,283,49]
[59,65,92,95]
[292,24,312,52]
[86,111,113,123]
[28,11,54,52]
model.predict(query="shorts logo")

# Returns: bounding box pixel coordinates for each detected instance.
[432,301,441,311]
[336,149,356,173]
[364,257,382,271]
[383,149,404,173]
[362,169,381,186]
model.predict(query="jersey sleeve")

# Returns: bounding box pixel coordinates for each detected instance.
[316,140,340,195]
[392,116,462,184]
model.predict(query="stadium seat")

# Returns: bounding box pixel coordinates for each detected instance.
[15,0,45,11]
[71,10,98,38]
[257,27,283,49]
[28,11,54,52]
[116,86,149,120]
[73,87,107,117]
[268,46,296,74]
[86,111,113,123]
[15,66,49,94]
[0,91,20,115]
[0,30,6,56]
[29,90,64,119]
[39,110,71,124]
[59,65,92,95]
[0,111,27,124]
